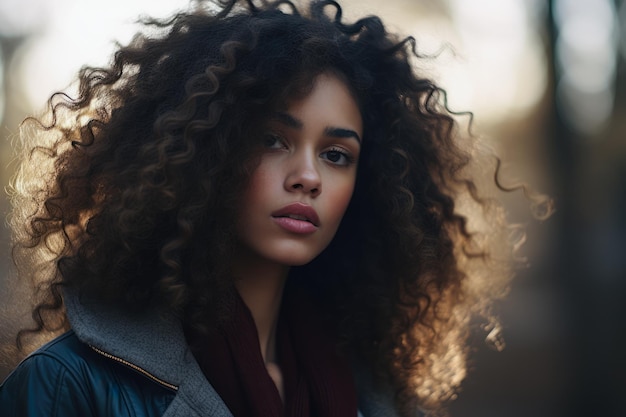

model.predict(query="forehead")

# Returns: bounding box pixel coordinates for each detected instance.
[273,73,362,131]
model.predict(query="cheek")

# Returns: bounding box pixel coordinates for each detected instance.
[244,163,276,205]
[326,177,356,225]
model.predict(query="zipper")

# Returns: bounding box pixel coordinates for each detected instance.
[90,345,179,392]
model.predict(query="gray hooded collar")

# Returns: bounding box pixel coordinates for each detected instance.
[64,288,232,416]
[64,287,400,417]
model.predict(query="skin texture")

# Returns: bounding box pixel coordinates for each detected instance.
[235,73,362,271]
[233,73,363,398]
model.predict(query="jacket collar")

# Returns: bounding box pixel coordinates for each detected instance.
[64,288,233,416]
[64,287,401,417]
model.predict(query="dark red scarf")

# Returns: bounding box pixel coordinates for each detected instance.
[186,285,357,417]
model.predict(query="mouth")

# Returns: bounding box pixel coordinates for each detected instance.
[271,202,320,227]
[281,214,311,222]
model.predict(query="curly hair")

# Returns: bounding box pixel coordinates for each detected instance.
[8,0,548,414]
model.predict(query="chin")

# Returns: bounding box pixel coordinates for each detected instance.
[267,245,325,267]
[279,253,319,267]
[287,259,315,267]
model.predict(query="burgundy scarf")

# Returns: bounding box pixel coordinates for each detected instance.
[186,285,357,417]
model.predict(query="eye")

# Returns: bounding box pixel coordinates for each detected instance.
[320,147,354,166]
[263,133,286,149]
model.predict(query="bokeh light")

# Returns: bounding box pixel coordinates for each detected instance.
[443,0,548,123]
[11,0,191,110]
[553,0,618,137]
[0,0,49,37]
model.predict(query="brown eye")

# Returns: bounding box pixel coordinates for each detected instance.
[263,133,284,149]
[321,148,353,166]
[326,150,343,162]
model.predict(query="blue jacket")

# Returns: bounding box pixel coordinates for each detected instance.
[0,289,399,417]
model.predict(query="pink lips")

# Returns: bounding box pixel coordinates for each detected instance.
[271,202,320,234]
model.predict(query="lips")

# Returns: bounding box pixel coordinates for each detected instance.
[271,202,320,228]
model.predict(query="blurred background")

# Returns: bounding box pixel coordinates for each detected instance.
[0,0,624,416]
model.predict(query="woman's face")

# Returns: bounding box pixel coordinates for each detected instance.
[236,73,362,267]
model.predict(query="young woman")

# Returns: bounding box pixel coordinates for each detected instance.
[0,0,542,416]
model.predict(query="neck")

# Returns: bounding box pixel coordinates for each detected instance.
[233,259,289,364]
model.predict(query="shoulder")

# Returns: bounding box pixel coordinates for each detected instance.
[3,331,113,387]
[27,329,100,368]
[0,331,174,417]
[0,331,97,416]
[1,331,96,388]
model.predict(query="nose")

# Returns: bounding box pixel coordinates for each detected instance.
[284,150,321,197]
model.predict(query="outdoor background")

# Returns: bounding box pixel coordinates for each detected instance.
[0,1,624,416]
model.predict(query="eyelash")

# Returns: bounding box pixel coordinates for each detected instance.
[321,147,354,166]
[263,134,286,149]
[262,134,356,166]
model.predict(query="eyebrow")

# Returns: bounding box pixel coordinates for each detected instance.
[273,112,362,144]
